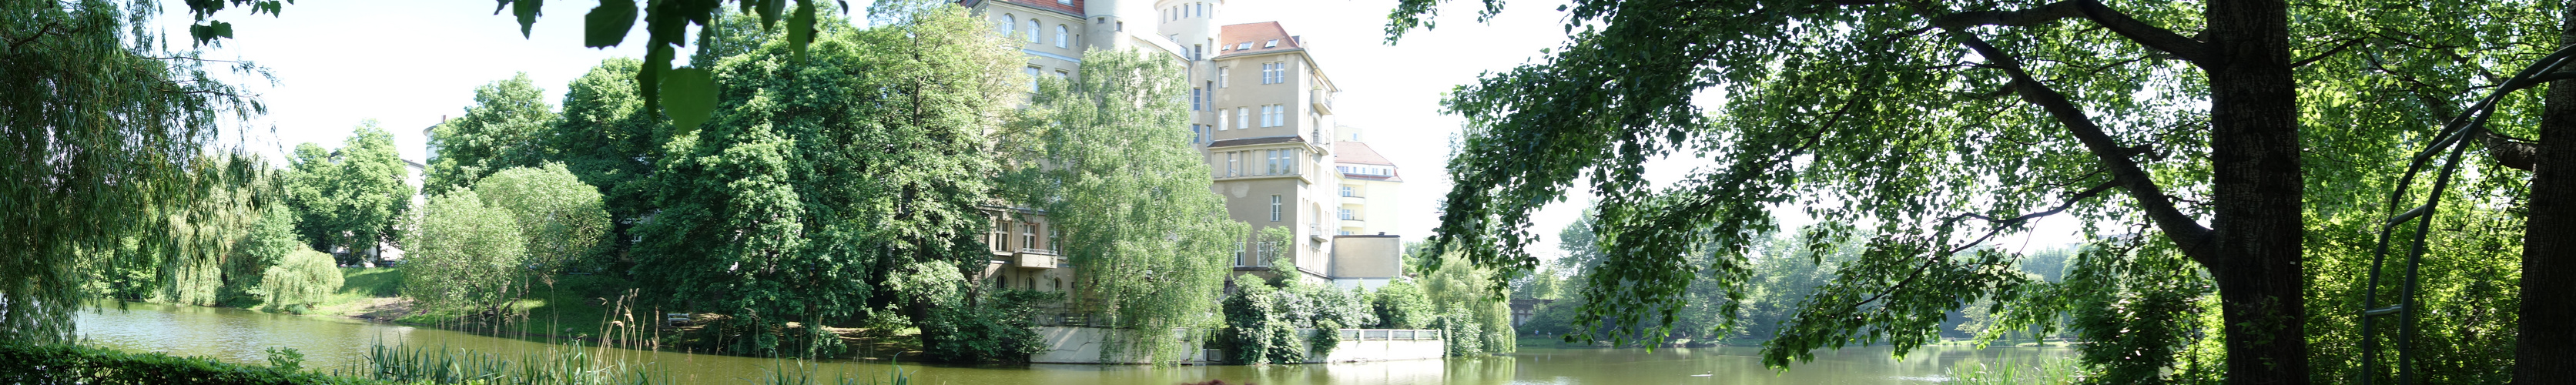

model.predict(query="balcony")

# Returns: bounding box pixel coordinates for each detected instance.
[1311,89,1335,116]
[1341,219,1366,229]
[1015,249,1057,269]
[1340,195,1365,206]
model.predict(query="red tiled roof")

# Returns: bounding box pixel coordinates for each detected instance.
[1334,142,1395,166]
[1216,22,1302,58]
[993,0,1084,16]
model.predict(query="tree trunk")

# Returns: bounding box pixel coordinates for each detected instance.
[2514,4,2576,381]
[2201,0,2310,383]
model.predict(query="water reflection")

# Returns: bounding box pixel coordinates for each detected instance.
[78,303,2069,384]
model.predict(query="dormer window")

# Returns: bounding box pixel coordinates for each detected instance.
[1264,39,1278,48]
[1237,42,1251,50]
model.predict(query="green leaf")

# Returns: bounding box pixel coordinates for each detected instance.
[789,2,816,62]
[757,0,786,29]
[639,45,672,114]
[189,22,234,45]
[511,0,544,38]
[584,0,638,48]
[659,67,715,130]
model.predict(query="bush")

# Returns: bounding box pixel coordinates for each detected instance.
[403,189,528,315]
[918,290,1054,363]
[1368,280,1434,329]
[258,249,342,313]
[471,164,611,276]
[0,343,376,384]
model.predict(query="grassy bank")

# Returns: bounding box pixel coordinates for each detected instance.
[298,268,646,343]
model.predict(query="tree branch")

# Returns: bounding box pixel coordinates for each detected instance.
[1927,16,2216,262]
[2483,129,2540,171]
[1929,0,2208,63]
[2290,38,2363,69]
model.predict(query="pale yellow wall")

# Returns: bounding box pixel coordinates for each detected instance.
[1330,235,1402,279]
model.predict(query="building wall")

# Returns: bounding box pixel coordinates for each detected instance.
[1329,235,1401,280]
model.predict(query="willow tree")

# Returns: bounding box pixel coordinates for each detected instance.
[625,4,1019,357]
[1001,49,1248,363]
[1,0,263,343]
[1380,0,2574,382]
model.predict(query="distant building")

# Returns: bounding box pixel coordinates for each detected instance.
[957,0,1409,295]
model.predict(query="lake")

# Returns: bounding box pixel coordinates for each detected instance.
[75,302,2072,384]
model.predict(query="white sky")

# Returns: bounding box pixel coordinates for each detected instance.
[159,0,2079,264]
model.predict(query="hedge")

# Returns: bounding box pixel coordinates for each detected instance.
[0,343,380,384]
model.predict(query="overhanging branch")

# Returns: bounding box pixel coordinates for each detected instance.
[1928,0,2209,63]
[1923,10,2217,262]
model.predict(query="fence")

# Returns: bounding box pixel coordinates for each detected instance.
[1338,329,1442,341]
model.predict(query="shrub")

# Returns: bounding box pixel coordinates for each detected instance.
[471,164,611,276]
[258,249,342,313]
[402,189,528,316]
[0,343,376,384]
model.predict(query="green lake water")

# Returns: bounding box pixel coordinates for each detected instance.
[75,303,2072,384]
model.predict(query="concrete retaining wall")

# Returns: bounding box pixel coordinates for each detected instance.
[1029,326,1443,364]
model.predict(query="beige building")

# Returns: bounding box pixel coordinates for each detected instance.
[960,0,1407,292]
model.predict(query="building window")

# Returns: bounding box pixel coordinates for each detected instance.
[1023,223,1039,251]
[1055,25,1069,48]
[1000,15,1016,37]
[1192,88,1202,110]
[1341,186,1354,197]
[1235,108,1248,129]
[1265,39,1279,48]
[1340,209,1354,220]
[993,216,1011,250]
[1261,62,1281,84]
[1049,229,1061,251]
[1218,67,1229,88]
[1117,22,1124,32]
[1218,115,1228,131]
[1261,105,1282,127]
[1205,81,1214,106]
[1059,0,1072,5]
[1055,70,1070,82]
[1193,45,1203,60]
[1027,19,1041,43]
[1192,125,1202,143]
[1227,152,1239,176]
[1270,196,1281,222]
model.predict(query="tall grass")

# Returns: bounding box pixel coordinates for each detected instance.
[348,340,913,385]
[1945,360,2083,384]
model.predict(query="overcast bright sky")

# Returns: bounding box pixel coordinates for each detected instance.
[159,0,2079,263]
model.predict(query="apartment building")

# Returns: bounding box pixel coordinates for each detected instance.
[960,0,1406,292]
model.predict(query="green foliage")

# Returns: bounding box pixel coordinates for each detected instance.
[472,164,612,276]
[2,0,268,343]
[1419,252,1513,356]
[917,290,1057,363]
[261,346,304,373]
[548,58,664,263]
[403,189,528,316]
[1368,280,1434,330]
[1221,274,1376,363]
[622,5,1018,358]
[260,249,343,313]
[357,340,670,384]
[0,342,375,384]
[428,73,559,193]
[228,204,305,300]
[1372,0,2576,380]
[286,121,415,266]
[1000,48,1247,363]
